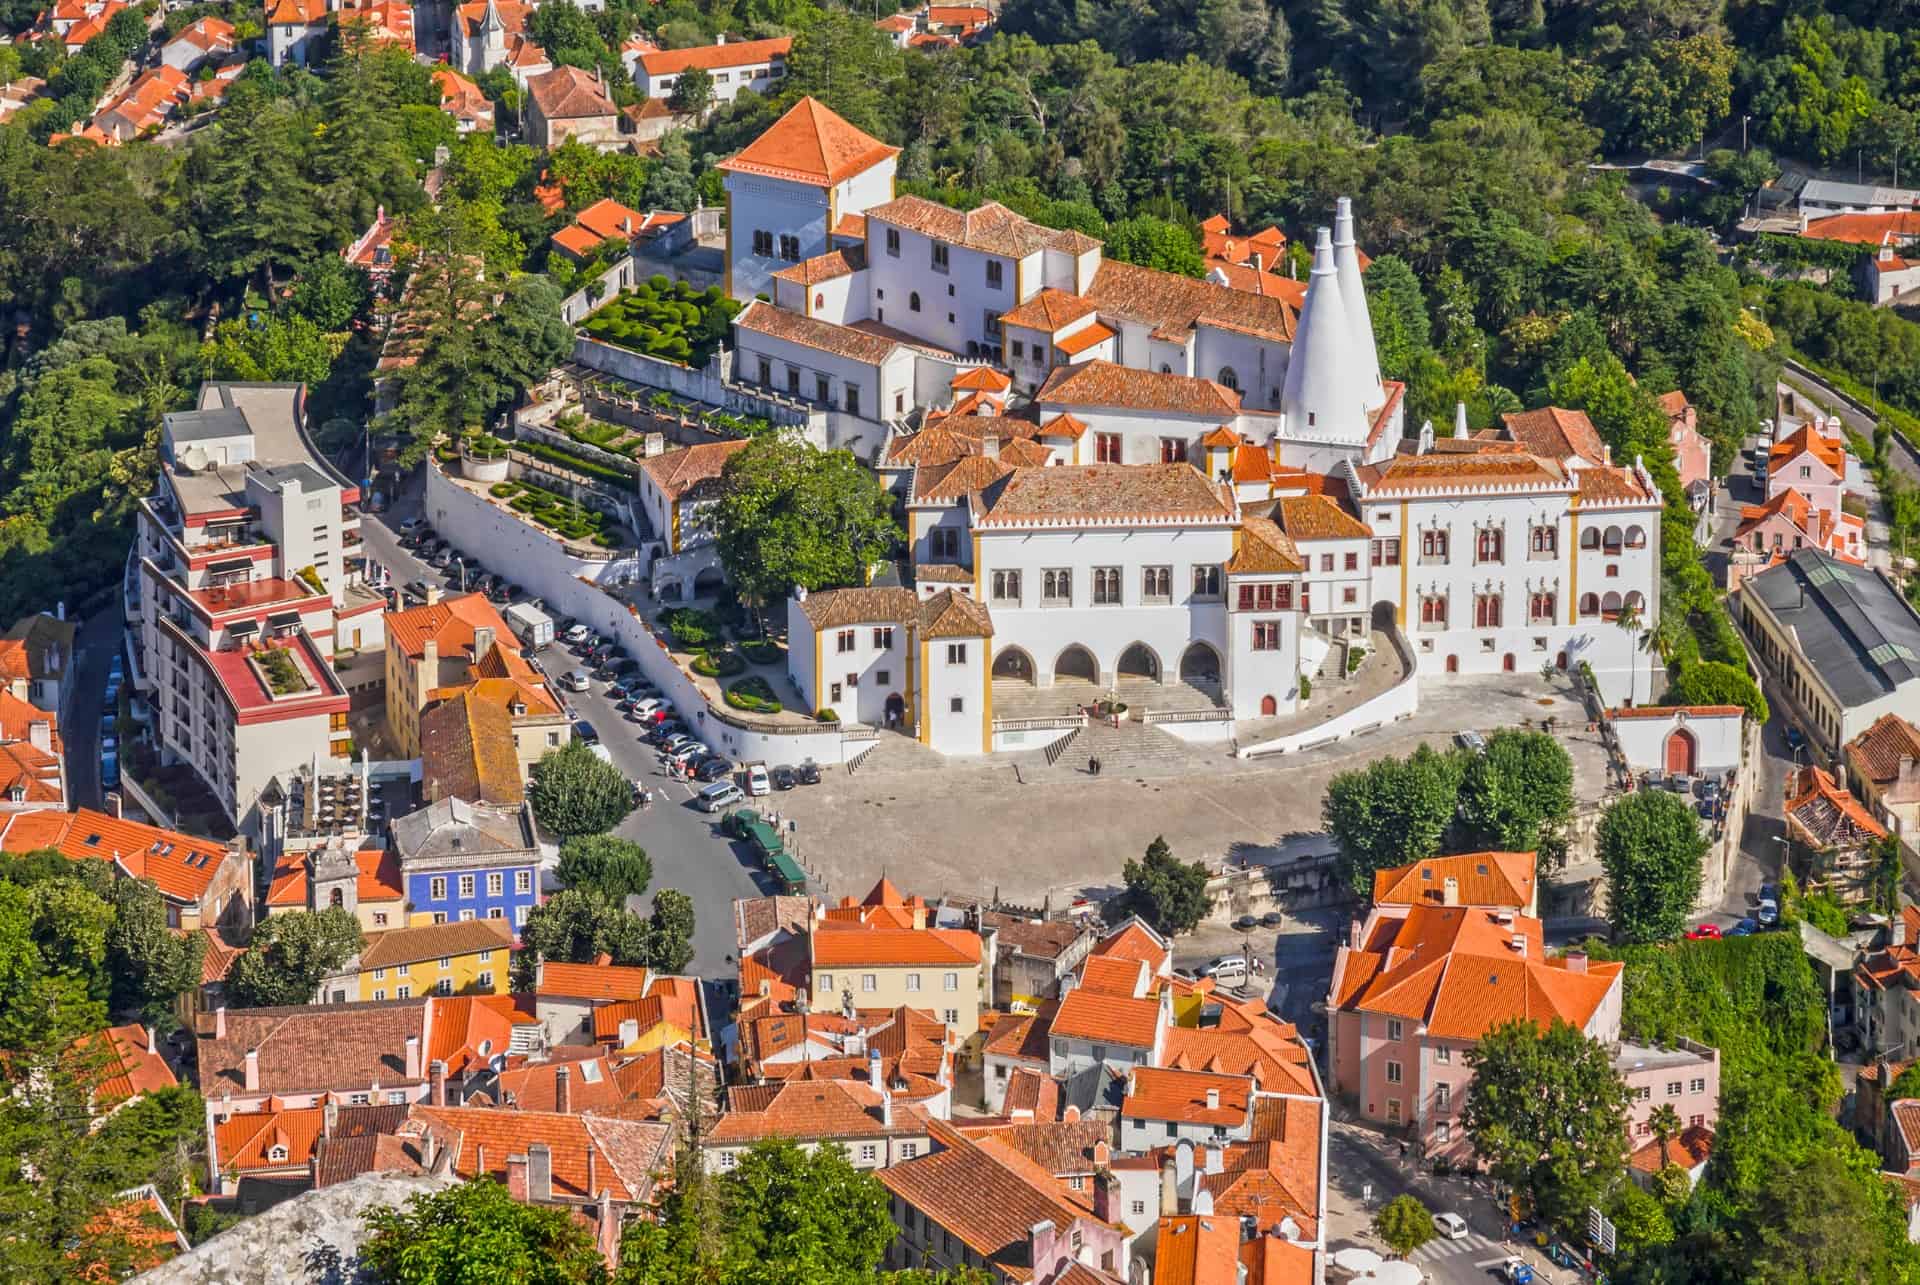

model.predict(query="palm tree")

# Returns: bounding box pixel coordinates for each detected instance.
[1615,599,1644,705]
[1648,1103,1682,1160]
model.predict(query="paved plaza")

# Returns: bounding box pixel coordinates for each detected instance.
[771,674,1602,906]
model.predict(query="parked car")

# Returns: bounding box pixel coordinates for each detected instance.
[560,670,591,693]
[1684,923,1722,940]
[399,517,426,533]
[669,743,711,770]
[796,761,822,786]
[746,763,772,796]
[572,721,599,745]
[1728,918,1759,936]
[771,764,797,791]
[405,579,432,601]
[1455,729,1487,753]
[1757,897,1780,926]
[1434,1213,1469,1241]
[562,623,591,644]
[695,757,735,784]
[1202,955,1248,985]
[698,781,745,812]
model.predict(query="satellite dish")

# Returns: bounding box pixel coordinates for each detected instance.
[180,445,209,473]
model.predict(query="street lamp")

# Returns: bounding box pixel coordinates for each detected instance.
[1742,114,1750,154]
[453,556,466,592]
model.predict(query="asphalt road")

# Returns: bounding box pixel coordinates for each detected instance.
[67,605,127,812]
[362,474,770,981]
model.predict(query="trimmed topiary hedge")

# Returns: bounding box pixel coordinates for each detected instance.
[693,648,747,678]
[725,675,783,714]
[740,639,781,665]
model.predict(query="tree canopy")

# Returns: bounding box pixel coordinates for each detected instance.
[1115,836,1210,937]
[529,741,636,839]
[556,833,654,903]
[361,1178,608,1284]
[1598,789,1709,945]
[227,908,365,1008]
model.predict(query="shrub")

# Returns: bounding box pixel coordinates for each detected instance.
[725,676,784,714]
[740,639,781,665]
[591,533,620,549]
[816,707,839,723]
[693,648,747,678]
[662,607,723,649]
[510,494,538,512]
[489,482,520,498]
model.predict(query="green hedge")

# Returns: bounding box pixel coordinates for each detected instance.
[740,639,781,665]
[516,438,635,487]
[662,607,723,649]
[490,482,520,498]
[692,648,747,678]
[725,675,783,714]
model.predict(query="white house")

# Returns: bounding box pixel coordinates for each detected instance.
[633,36,789,104]
[448,0,551,83]
[787,586,991,746]
[1608,705,1745,777]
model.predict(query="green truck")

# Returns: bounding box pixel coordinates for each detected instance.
[723,808,807,894]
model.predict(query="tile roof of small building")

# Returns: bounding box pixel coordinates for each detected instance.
[356,918,512,971]
[428,993,533,1075]
[983,912,1088,961]
[983,1005,1055,1062]
[975,463,1236,526]
[405,1105,671,1202]
[1086,259,1296,344]
[1769,423,1847,477]
[770,244,868,285]
[538,959,653,1001]
[1500,406,1607,463]
[526,65,615,119]
[1225,516,1304,575]
[197,999,430,1096]
[0,808,234,904]
[1153,1214,1243,1285]
[637,34,790,75]
[1848,712,1920,788]
[867,196,1082,259]
[718,95,899,187]
[637,437,752,502]
[1051,986,1161,1049]
[1035,359,1241,417]
[385,593,517,660]
[1628,1124,1714,1174]
[1001,288,1101,331]
[1122,1067,1252,1126]
[1371,852,1536,911]
[1802,210,1920,246]
[811,923,983,968]
[705,1078,920,1146]
[1271,494,1367,541]
[736,298,900,363]
[76,1024,177,1110]
[734,894,817,949]
[419,689,523,806]
[1786,764,1889,848]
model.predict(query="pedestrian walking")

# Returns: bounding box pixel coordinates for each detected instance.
[1088,755,1098,776]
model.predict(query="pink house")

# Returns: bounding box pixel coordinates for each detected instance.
[1658,391,1711,492]
[1731,487,1865,591]
[1618,1038,1720,1142]
[1768,422,1849,520]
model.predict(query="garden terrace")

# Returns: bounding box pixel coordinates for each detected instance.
[579,276,741,369]
[486,478,628,549]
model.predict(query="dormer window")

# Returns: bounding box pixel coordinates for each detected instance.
[267,1144,288,1162]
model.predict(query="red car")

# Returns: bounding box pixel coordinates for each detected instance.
[1684,924,1722,940]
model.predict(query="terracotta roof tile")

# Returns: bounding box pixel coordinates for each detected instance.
[1086,260,1296,344]
[1357,451,1567,496]
[976,463,1235,526]
[718,95,898,187]
[385,593,517,660]
[1093,920,1170,973]
[1786,764,1889,848]
[1371,852,1536,912]
[197,999,431,1096]
[1574,466,1656,503]
[1001,288,1101,332]
[1226,517,1304,575]
[358,918,511,971]
[1803,210,1920,247]
[736,299,900,363]
[1051,987,1160,1048]
[983,1004,1055,1062]
[867,197,1082,259]
[1500,406,1607,464]
[1629,1124,1714,1174]
[526,65,614,120]
[1272,494,1367,541]
[0,808,235,905]
[637,35,789,75]
[405,1105,671,1202]
[428,994,532,1074]
[74,1025,176,1110]
[771,244,867,286]
[637,438,751,503]
[1848,713,1920,788]
[706,1078,920,1146]
[811,925,982,968]
[1769,424,1847,478]
[1154,1214,1242,1285]
[1036,359,1240,417]
[1122,1068,1252,1126]
[538,961,653,1001]
[419,689,523,806]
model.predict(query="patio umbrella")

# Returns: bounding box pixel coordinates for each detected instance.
[1331,1247,1385,1274]
[1369,1262,1425,1285]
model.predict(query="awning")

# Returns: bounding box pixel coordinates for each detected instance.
[207,558,251,576]
[266,611,303,630]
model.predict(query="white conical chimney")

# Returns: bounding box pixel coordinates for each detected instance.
[1454,401,1469,439]
[1334,197,1385,410]
[1280,228,1368,447]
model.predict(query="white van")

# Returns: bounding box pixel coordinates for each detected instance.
[699,781,744,812]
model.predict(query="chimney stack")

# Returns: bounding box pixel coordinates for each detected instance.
[619,1018,639,1047]
[1205,1143,1224,1174]
[1160,1156,1179,1215]
[1092,1168,1117,1223]
[983,436,1001,460]
[214,1005,227,1040]
[1895,916,1910,950]
[1441,876,1459,908]
[145,1026,157,1054]
[424,585,442,607]
[528,1141,552,1202]
[405,1035,422,1081]
[27,719,50,753]
[506,1153,529,1202]
[243,1047,260,1092]
[430,1059,448,1106]
[555,1064,572,1114]
[324,1099,338,1138]
[587,1147,597,1197]
[1566,950,1588,974]
[473,626,495,661]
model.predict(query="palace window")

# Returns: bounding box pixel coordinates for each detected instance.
[1474,594,1503,629]
[1371,538,1401,567]
[1141,566,1172,604]
[1420,530,1449,563]
[1042,569,1072,606]
[991,570,1021,604]
[1093,567,1123,605]
[1251,621,1282,651]
[1475,528,1504,564]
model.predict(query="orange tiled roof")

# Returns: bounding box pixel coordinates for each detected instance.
[1629,1124,1714,1174]
[1371,852,1536,911]
[214,1106,327,1171]
[952,366,1013,394]
[1160,1009,1319,1100]
[1122,1067,1252,1126]
[771,244,867,286]
[385,593,517,660]
[429,993,533,1074]
[406,1105,671,1202]
[637,35,790,75]
[1155,1214,1243,1285]
[0,740,61,804]
[974,463,1236,526]
[538,960,653,1001]
[639,438,752,502]
[0,640,28,682]
[1786,764,1889,848]
[1001,288,1100,332]
[718,96,899,188]
[1051,986,1160,1048]
[1272,493,1367,541]
[1803,210,1920,247]
[1848,713,1920,788]
[1036,359,1239,417]
[1500,406,1607,464]
[1768,424,1847,477]
[1086,259,1296,345]
[706,1077,918,1146]
[1078,954,1148,997]
[75,1025,177,1110]
[0,808,234,904]
[526,65,615,120]
[1226,516,1304,575]
[1358,450,1566,496]
[811,926,981,968]
[1093,919,1169,973]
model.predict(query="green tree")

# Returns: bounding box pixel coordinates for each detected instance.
[1365,254,1431,381]
[468,275,572,425]
[1462,1018,1629,1229]
[779,11,904,139]
[1103,215,1206,277]
[667,66,714,118]
[645,888,697,974]
[361,1178,608,1284]
[527,0,609,73]
[1661,660,1767,723]
[619,1139,899,1283]
[711,437,902,630]
[513,888,650,989]
[1745,1148,1892,1285]
[1608,1179,1675,1258]
[1455,729,1575,866]
[1325,744,1464,895]
[530,740,636,838]
[1598,790,1707,945]
[1374,1194,1436,1256]
[227,908,365,1008]
[1116,836,1209,937]
[556,834,653,902]
[106,878,206,1026]
[290,252,373,332]
[1597,31,1735,154]
[202,314,342,387]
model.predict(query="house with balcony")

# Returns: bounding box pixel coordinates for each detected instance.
[131,382,384,834]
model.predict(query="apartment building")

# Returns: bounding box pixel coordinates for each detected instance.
[131,382,383,832]
[633,35,789,104]
[383,590,521,760]
[322,918,514,1003]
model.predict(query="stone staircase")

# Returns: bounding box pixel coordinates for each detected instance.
[844,732,949,777]
[1018,716,1201,775]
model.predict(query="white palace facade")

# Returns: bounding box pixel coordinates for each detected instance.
[707,98,1665,756]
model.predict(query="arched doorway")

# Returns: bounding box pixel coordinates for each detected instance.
[1260,694,1277,716]
[1053,645,1098,685]
[885,692,906,727]
[1556,651,1569,670]
[1502,653,1515,672]
[1445,655,1459,674]
[1117,643,1161,682]
[1666,727,1697,775]
[992,647,1035,684]
[1179,642,1222,685]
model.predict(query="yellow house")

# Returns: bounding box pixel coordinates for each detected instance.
[807,877,986,1044]
[382,591,521,759]
[334,918,514,1004]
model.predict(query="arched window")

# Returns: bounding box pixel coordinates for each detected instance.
[1580,528,1601,550]
[1217,366,1240,391]
[1159,364,1172,374]
[1420,595,1447,627]
[1473,594,1502,629]
[329,888,343,908]
[1625,590,1646,611]
[1530,525,1556,555]
[909,292,921,312]
[1625,525,1647,548]
[1579,593,1598,617]
[1530,592,1556,622]
[1602,525,1623,553]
